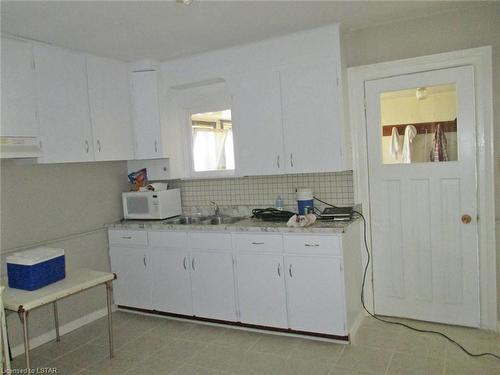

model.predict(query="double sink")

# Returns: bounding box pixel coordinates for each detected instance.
[164,215,245,226]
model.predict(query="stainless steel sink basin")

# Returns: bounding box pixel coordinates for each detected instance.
[201,216,245,225]
[164,216,245,225]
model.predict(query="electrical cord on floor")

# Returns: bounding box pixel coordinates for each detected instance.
[313,196,500,361]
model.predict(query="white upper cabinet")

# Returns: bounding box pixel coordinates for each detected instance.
[130,70,163,160]
[230,71,285,176]
[86,55,134,161]
[1,38,38,137]
[281,60,344,173]
[34,45,94,163]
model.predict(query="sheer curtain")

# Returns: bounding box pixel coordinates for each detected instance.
[192,128,234,171]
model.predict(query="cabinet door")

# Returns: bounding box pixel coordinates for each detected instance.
[229,71,285,176]
[109,247,152,309]
[1,38,38,137]
[281,61,344,173]
[285,255,345,335]
[190,251,237,321]
[150,248,193,316]
[34,45,94,163]
[130,71,163,159]
[87,55,134,161]
[236,254,288,328]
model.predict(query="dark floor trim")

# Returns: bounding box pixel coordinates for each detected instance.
[117,305,349,342]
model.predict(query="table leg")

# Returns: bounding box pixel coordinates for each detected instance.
[105,281,114,358]
[18,309,30,370]
[53,301,60,342]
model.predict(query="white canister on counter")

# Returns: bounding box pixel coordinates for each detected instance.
[296,188,313,215]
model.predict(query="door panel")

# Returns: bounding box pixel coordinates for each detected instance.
[285,255,345,335]
[281,60,343,173]
[236,254,287,328]
[1,38,38,137]
[87,55,134,161]
[109,247,151,309]
[150,249,193,315]
[190,251,237,321]
[34,45,94,163]
[365,66,479,327]
[229,71,285,176]
[131,71,162,159]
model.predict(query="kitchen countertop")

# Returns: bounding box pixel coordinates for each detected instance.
[106,217,359,234]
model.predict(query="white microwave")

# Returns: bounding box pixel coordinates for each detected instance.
[122,189,181,220]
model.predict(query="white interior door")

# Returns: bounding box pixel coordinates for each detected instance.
[365,66,480,327]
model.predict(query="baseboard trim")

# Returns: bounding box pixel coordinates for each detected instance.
[11,307,110,358]
[347,311,367,342]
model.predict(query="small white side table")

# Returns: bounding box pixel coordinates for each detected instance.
[3,269,115,370]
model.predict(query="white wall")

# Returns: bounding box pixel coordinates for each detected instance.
[342,2,500,317]
[0,160,128,348]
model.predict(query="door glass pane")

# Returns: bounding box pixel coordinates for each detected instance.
[191,110,234,172]
[380,84,458,164]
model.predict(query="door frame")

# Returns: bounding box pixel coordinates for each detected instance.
[347,46,496,330]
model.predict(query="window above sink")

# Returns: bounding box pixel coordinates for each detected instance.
[190,109,235,174]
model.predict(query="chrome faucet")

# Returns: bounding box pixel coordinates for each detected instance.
[210,201,220,217]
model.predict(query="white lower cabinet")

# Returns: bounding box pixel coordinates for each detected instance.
[236,253,288,328]
[284,256,345,335]
[149,248,193,316]
[108,224,361,337]
[190,251,237,321]
[109,246,152,310]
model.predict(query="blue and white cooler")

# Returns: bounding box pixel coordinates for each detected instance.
[7,247,66,291]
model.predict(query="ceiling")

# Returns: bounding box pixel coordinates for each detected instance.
[1,1,487,62]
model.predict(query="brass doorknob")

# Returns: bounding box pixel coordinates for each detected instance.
[461,214,472,224]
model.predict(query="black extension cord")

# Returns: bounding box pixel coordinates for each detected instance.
[313,196,500,361]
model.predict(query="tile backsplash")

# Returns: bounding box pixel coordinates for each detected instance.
[168,171,354,214]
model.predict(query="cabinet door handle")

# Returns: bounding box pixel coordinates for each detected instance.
[191,258,196,271]
[143,255,147,267]
[154,140,158,153]
[251,242,264,245]
[85,140,89,153]
[305,243,320,247]
[290,153,294,167]
[277,263,281,277]
[121,236,132,239]
[183,257,187,270]
[288,264,293,278]
[97,140,101,152]
[277,155,280,168]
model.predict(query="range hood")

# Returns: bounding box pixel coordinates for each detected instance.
[0,136,42,159]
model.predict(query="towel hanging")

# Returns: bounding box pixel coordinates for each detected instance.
[389,127,402,161]
[402,125,417,163]
[429,123,449,162]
